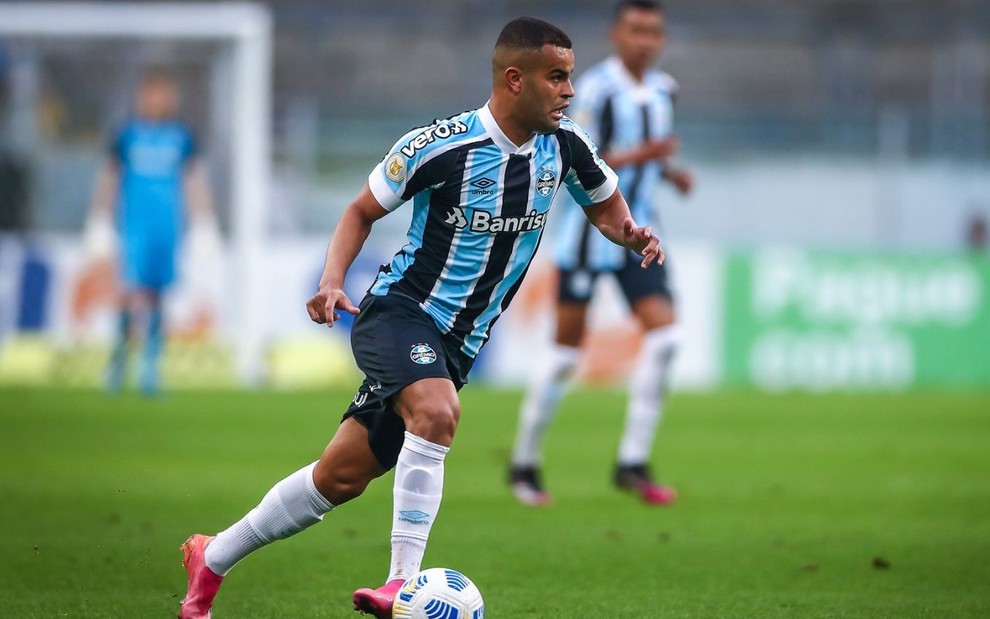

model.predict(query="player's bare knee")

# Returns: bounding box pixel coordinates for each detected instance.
[405,399,460,446]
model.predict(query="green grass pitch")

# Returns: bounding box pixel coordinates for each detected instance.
[2,387,988,618]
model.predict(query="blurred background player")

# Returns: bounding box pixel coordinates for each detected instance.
[510,0,694,506]
[85,71,215,395]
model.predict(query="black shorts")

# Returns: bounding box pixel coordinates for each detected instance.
[557,252,674,305]
[341,293,473,470]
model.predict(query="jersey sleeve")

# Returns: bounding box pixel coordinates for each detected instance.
[182,126,199,162]
[368,121,464,212]
[658,71,680,109]
[560,120,618,207]
[108,127,128,164]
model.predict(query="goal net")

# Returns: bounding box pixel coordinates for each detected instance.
[0,2,272,387]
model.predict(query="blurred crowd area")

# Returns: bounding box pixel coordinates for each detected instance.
[1,0,988,391]
[0,0,988,247]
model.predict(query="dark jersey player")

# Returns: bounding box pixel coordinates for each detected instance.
[178,17,664,619]
[511,0,694,507]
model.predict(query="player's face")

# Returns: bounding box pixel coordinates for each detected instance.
[137,79,178,121]
[612,8,666,73]
[519,45,575,134]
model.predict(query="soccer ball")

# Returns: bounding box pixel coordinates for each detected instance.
[392,567,485,619]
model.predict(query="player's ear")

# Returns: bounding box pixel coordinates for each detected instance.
[504,66,524,95]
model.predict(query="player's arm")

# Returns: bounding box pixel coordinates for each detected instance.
[180,131,218,224]
[584,189,663,268]
[89,159,119,219]
[183,160,215,220]
[306,184,389,328]
[84,159,120,260]
[657,76,694,195]
[182,160,223,264]
[562,118,663,268]
[602,136,680,170]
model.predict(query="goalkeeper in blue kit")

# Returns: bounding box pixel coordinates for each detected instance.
[86,72,215,395]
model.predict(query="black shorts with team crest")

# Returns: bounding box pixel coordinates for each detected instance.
[557,251,674,305]
[342,292,473,469]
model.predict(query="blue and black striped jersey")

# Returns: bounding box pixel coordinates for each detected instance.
[368,103,618,358]
[554,56,678,271]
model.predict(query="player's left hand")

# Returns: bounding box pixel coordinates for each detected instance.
[621,217,664,268]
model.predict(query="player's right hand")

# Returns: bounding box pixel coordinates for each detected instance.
[306,287,360,328]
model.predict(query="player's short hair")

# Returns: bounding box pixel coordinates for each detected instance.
[613,0,664,22]
[495,17,572,52]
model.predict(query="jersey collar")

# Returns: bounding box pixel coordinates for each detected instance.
[479,102,537,156]
[606,56,656,104]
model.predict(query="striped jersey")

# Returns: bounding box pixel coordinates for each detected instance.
[554,56,678,271]
[368,103,618,358]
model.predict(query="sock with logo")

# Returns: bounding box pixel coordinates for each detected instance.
[618,324,681,465]
[204,461,335,576]
[388,432,449,582]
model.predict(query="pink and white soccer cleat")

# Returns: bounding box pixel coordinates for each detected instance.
[614,464,677,506]
[508,465,552,507]
[352,578,406,618]
[636,481,678,505]
[179,534,224,619]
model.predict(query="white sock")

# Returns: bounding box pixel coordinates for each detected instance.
[388,432,449,582]
[204,461,335,576]
[618,325,681,466]
[511,343,580,467]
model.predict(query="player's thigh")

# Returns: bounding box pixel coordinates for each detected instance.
[617,256,676,330]
[349,295,454,389]
[630,294,675,330]
[344,294,461,462]
[392,377,460,447]
[554,301,590,347]
[314,417,388,505]
[555,267,596,346]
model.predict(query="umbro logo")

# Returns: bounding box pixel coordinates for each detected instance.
[398,509,432,524]
[470,177,497,196]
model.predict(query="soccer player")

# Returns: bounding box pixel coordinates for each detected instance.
[178,16,664,619]
[509,0,694,507]
[86,71,214,395]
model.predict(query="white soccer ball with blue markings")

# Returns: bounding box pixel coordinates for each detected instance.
[392,568,485,619]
